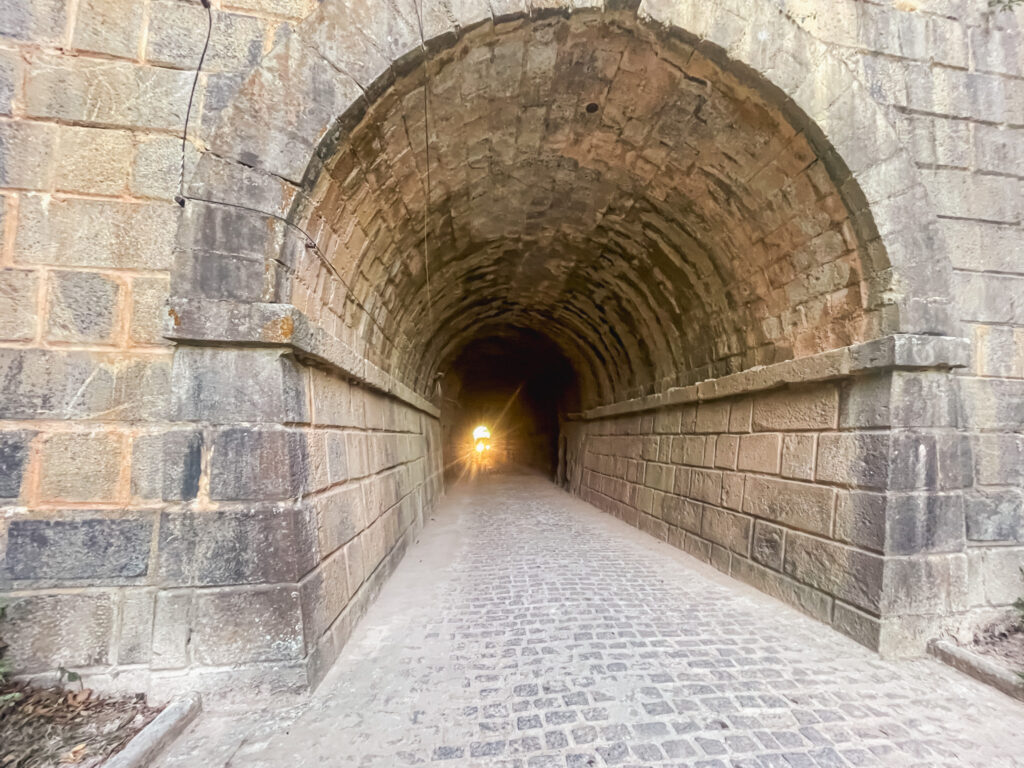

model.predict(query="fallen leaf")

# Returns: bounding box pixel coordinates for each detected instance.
[60,743,88,763]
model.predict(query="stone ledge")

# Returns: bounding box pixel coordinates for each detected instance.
[577,335,970,421]
[163,297,440,419]
[103,694,201,768]
[929,639,1024,703]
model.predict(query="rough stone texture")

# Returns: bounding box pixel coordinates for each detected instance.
[572,373,983,656]
[153,476,1024,768]
[45,270,121,343]
[2,0,1024,697]
[4,517,153,581]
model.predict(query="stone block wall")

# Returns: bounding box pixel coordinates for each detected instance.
[569,360,976,656]
[2,0,1024,694]
[780,0,1024,634]
[1,343,442,699]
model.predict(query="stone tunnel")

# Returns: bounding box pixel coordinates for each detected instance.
[1,0,1022,702]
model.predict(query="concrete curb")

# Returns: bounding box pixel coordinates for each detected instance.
[929,639,1024,703]
[103,693,202,768]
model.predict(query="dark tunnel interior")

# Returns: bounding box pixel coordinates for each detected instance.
[439,328,580,484]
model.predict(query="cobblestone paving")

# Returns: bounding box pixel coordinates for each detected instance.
[156,472,1024,767]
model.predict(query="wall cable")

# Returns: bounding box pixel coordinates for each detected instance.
[413,2,436,327]
[175,0,212,207]
[172,0,396,346]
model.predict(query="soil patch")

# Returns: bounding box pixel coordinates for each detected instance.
[0,682,161,768]
[969,615,1024,673]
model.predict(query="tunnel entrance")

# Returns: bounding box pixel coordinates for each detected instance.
[439,328,578,484]
[152,1,967,695]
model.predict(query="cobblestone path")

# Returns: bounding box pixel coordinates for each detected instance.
[156,472,1024,768]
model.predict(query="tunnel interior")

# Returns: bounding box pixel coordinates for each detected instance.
[438,327,579,482]
[292,11,887,420]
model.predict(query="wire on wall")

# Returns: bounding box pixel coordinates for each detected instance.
[413,1,436,328]
[172,0,395,344]
[175,0,212,208]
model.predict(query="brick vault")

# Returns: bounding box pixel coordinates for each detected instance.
[1,0,1021,700]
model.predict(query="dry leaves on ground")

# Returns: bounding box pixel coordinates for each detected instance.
[0,683,161,768]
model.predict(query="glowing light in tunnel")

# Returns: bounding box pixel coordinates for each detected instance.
[473,425,491,441]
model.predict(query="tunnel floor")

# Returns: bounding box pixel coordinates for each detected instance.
[155,471,1024,768]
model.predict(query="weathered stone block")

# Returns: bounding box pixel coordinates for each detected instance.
[316,483,366,555]
[713,434,738,469]
[71,0,142,56]
[882,554,968,615]
[152,590,192,669]
[922,168,1019,224]
[0,48,16,115]
[117,589,155,665]
[158,507,317,585]
[3,593,112,671]
[730,557,833,624]
[209,427,307,501]
[700,506,750,556]
[645,462,674,493]
[834,490,885,552]
[25,54,193,130]
[728,398,752,433]
[5,517,152,580]
[653,407,681,433]
[831,601,880,652]
[721,472,744,511]
[973,433,1024,486]
[38,431,123,502]
[780,433,815,480]
[753,385,838,432]
[299,548,352,652]
[695,401,730,433]
[0,268,38,341]
[887,493,964,555]
[672,466,690,496]
[701,435,717,468]
[742,476,834,536]
[132,135,197,201]
[346,432,369,479]
[207,35,364,183]
[192,586,304,666]
[0,429,34,499]
[816,432,889,490]
[129,275,170,345]
[55,125,132,195]
[689,468,722,505]
[681,435,705,466]
[1,0,67,41]
[969,547,1024,607]
[737,433,781,474]
[0,120,56,189]
[784,532,884,613]
[45,270,120,343]
[966,488,1024,542]
[661,494,701,534]
[958,273,1024,326]
[147,2,264,72]
[710,543,731,573]
[172,246,286,304]
[172,346,308,423]
[889,431,971,491]
[0,349,170,421]
[15,196,178,269]
[752,521,784,570]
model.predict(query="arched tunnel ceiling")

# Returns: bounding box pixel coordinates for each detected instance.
[297,13,880,408]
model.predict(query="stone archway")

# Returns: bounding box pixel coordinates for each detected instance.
[156,1,972,695]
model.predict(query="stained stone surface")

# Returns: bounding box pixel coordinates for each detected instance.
[154,472,1024,768]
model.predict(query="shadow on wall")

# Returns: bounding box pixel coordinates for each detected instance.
[439,328,579,485]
